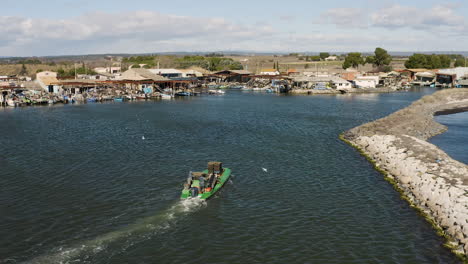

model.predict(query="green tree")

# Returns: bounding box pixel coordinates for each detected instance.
[454,57,466,67]
[310,56,321,61]
[405,54,452,69]
[365,56,375,65]
[438,55,451,68]
[131,64,141,68]
[342,53,365,69]
[319,52,330,60]
[57,68,68,78]
[428,55,441,69]
[405,54,427,69]
[382,65,393,72]
[373,47,392,67]
[19,64,28,76]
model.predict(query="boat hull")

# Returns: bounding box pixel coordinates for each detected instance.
[181,168,231,200]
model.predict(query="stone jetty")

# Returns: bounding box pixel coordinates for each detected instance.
[341,88,468,259]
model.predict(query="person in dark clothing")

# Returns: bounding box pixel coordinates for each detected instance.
[198,176,205,193]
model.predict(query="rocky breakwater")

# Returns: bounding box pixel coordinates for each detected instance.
[341,88,468,260]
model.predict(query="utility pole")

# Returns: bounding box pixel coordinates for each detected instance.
[74,63,77,80]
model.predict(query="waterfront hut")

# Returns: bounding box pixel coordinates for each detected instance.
[213,70,252,83]
[36,71,61,93]
[148,69,183,79]
[458,75,468,87]
[438,67,468,81]
[412,72,435,86]
[119,68,169,91]
[379,71,402,86]
[354,76,379,88]
[292,76,351,90]
[121,68,170,82]
[435,73,456,87]
[400,69,431,81]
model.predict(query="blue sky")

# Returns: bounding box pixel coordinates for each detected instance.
[1,0,467,56]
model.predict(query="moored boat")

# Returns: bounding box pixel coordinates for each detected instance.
[229,85,245,90]
[175,91,192,96]
[208,89,225,95]
[181,161,231,200]
[6,99,16,107]
[160,94,173,99]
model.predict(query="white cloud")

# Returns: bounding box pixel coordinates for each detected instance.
[0,11,275,56]
[370,4,467,32]
[0,7,467,56]
[315,8,368,28]
[317,4,468,34]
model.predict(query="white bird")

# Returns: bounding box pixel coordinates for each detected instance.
[262,168,268,172]
[142,136,146,140]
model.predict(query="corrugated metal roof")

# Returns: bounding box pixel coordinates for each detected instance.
[121,69,170,81]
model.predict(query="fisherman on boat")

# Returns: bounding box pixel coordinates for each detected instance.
[199,175,205,193]
[181,162,231,200]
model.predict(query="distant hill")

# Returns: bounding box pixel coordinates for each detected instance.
[1,50,467,61]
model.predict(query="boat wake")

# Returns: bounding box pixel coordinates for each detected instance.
[26,198,206,264]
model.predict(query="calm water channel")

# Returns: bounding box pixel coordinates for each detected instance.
[0,88,462,264]
[431,111,468,164]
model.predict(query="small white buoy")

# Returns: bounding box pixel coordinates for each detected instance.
[262,168,268,172]
[142,136,146,140]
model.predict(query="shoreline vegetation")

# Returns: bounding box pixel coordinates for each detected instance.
[341,88,468,261]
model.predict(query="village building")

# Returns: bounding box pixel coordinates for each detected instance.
[325,56,338,61]
[411,72,435,86]
[438,67,468,80]
[341,72,357,81]
[259,68,280,75]
[286,69,300,76]
[148,69,183,79]
[379,71,402,87]
[399,69,432,81]
[120,68,170,82]
[119,68,194,91]
[94,66,121,74]
[213,70,252,83]
[354,76,380,88]
[436,73,456,87]
[36,71,61,93]
[179,69,204,78]
[458,75,468,87]
[292,76,352,90]
[77,72,115,81]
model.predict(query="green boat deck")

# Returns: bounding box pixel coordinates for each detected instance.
[181,168,231,200]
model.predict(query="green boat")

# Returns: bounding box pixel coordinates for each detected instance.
[181,161,231,200]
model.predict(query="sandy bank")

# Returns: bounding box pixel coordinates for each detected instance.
[342,88,468,259]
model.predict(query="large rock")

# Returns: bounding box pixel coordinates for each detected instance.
[343,89,468,258]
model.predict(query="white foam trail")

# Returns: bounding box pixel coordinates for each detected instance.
[26,198,206,264]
